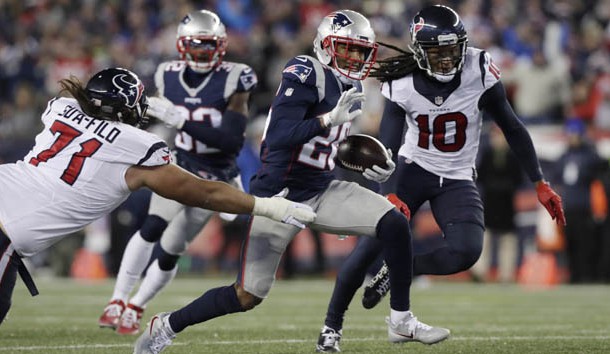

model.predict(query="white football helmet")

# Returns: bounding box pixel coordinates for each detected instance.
[176,10,227,73]
[313,10,378,82]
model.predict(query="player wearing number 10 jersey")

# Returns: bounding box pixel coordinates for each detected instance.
[316,6,566,351]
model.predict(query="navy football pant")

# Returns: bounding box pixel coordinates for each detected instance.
[324,161,484,329]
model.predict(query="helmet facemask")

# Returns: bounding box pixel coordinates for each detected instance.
[412,35,467,82]
[177,35,227,73]
[322,36,378,80]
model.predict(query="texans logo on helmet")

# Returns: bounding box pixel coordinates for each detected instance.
[283,64,313,83]
[328,12,354,33]
[411,18,425,36]
[112,74,143,109]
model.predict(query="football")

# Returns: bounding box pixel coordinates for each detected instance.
[335,134,390,172]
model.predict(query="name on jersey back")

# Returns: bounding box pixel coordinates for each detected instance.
[60,104,122,143]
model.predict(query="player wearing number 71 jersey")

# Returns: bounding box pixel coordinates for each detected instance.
[316,5,566,351]
[0,67,315,327]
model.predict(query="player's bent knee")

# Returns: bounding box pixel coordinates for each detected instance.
[234,284,263,311]
[140,215,169,242]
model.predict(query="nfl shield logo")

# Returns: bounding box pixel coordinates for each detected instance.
[435,96,444,105]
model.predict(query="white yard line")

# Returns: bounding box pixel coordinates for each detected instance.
[2,335,609,351]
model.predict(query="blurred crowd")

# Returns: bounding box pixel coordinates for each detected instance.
[2,0,610,283]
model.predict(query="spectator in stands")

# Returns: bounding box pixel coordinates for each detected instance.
[476,124,525,282]
[553,119,607,283]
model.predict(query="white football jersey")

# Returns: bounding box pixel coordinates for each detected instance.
[381,47,501,181]
[0,97,171,257]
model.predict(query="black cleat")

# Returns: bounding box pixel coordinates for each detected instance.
[362,262,390,309]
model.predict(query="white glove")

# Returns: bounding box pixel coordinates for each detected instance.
[252,189,316,229]
[362,149,396,183]
[147,96,185,129]
[322,87,365,127]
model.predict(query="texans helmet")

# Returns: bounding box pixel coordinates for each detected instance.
[313,10,378,81]
[410,5,468,82]
[177,10,228,73]
[85,67,148,127]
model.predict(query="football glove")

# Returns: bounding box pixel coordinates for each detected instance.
[252,188,316,229]
[362,149,396,183]
[386,193,411,220]
[536,181,566,225]
[147,96,185,129]
[322,87,365,128]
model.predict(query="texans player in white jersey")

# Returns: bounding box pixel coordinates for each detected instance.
[0,68,314,327]
[133,10,449,354]
[315,5,567,352]
[98,10,260,335]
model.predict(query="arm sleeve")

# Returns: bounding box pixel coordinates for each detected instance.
[479,81,544,182]
[181,110,247,154]
[379,99,407,195]
[263,79,328,149]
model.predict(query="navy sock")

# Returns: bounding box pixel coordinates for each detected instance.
[376,210,412,311]
[325,237,383,330]
[168,285,244,333]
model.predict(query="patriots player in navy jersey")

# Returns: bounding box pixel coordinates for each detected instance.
[133,10,449,354]
[99,10,259,335]
[315,5,567,352]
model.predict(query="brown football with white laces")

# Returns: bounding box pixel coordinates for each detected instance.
[335,134,389,172]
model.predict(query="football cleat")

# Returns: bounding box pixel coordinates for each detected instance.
[316,326,342,352]
[362,262,390,309]
[386,312,450,344]
[117,303,145,335]
[133,312,176,354]
[99,299,126,329]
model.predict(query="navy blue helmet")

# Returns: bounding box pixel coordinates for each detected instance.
[85,67,149,126]
[410,5,468,82]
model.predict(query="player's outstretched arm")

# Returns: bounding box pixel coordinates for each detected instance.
[125,164,316,228]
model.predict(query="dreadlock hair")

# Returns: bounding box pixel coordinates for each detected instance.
[58,76,118,122]
[370,41,419,83]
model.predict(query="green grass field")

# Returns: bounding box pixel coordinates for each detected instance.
[1,276,608,353]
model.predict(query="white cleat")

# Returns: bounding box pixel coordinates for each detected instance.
[133,312,176,354]
[386,312,450,345]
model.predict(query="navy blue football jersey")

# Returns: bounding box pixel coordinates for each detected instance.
[154,60,257,181]
[249,55,362,201]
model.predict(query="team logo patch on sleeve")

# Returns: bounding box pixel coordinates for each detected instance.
[240,73,258,91]
[283,64,313,83]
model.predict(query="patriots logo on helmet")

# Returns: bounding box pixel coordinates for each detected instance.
[328,12,354,33]
[283,64,313,83]
[112,74,143,109]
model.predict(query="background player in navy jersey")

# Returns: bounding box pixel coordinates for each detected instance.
[99,10,259,335]
[0,67,314,327]
[133,10,450,354]
[315,5,567,352]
